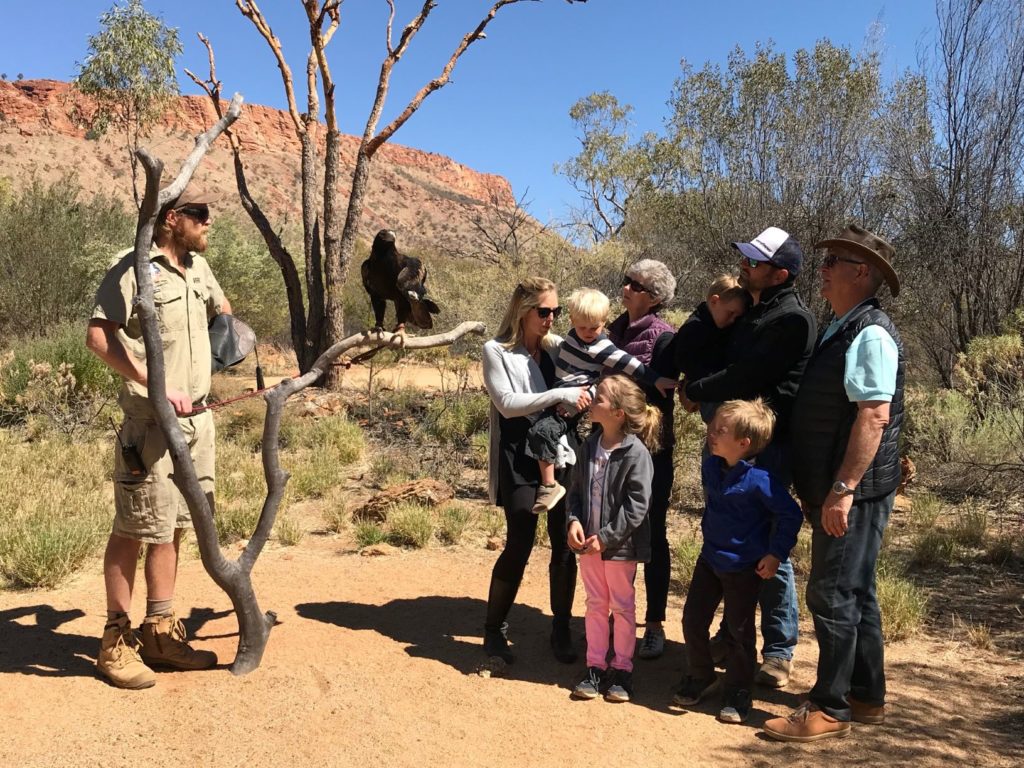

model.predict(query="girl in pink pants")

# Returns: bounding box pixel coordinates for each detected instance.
[567,375,660,703]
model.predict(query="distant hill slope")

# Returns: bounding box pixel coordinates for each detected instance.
[0,79,516,252]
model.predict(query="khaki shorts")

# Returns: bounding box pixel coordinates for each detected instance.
[112,411,215,544]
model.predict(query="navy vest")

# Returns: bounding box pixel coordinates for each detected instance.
[790,299,905,506]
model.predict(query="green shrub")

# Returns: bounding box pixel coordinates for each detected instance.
[0,511,102,588]
[908,492,943,530]
[369,452,417,488]
[481,507,504,538]
[214,503,261,545]
[877,566,928,641]
[424,393,490,445]
[299,414,365,465]
[289,451,344,500]
[670,533,702,594]
[469,431,489,469]
[323,505,348,534]
[909,528,959,568]
[438,505,472,545]
[1,324,119,431]
[275,516,304,547]
[950,501,988,548]
[386,503,434,548]
[982,535,1018,565]
[354,520,387,548]
[789,527,813,576]
[0,435,110,587]
[902,386,973,464]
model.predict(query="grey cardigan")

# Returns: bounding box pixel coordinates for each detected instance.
[566,432,653,562]
[482,336,582,505]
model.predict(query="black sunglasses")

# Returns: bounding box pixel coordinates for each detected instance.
[822,253,866,269]
[536,306,562,320]
[176,205,211,224]
[622,276,649,293]
[741,256,778,269]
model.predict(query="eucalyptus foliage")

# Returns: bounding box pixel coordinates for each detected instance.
[74,0,182,207]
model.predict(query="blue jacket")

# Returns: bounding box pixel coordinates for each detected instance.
[700,455,802,572]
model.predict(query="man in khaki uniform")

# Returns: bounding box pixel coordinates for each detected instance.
[87,184,230,689]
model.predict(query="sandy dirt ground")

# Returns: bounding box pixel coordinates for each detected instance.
[1,529,1022,768]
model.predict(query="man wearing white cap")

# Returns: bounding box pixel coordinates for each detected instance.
[683,226,817,689]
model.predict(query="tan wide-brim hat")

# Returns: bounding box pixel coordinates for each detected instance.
[815,224,900,297]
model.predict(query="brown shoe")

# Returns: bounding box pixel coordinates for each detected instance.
[763,702,852,742]
[140,613,217,671]
[755,656,791,688]
[532,482,566,514]
[850,697,885,724]
[96,618,156,690]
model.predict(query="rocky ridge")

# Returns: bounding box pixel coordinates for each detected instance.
[0,79,515,251]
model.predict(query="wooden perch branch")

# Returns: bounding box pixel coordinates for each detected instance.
[132,95,287,677]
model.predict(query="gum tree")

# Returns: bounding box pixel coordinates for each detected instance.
[74,0,183,209]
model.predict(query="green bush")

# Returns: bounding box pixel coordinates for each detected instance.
[354,520,387,548]
[908,492,943,530]
[0,510,104,588]
[386,503,434,548]
[275,516,304,547]
[670,533,702,594]
[950,501,988,549]
[902,386,973,464]
[300,414,365,465]
[1,324,119,431]
[876,563,928,641]
[0,176,133,338]
[289,450,344,500]
[909,528,959,568]
[438,505,472,545]
[0,435,110,587]
[424,393,490,445]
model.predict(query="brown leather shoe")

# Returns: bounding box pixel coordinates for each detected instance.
[140,613,217,670]
[96,617,156,690]
[850,697,885,724]
[763,702,852,742]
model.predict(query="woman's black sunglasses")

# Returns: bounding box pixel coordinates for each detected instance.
[536,306,562,319]
[622,276,649,293]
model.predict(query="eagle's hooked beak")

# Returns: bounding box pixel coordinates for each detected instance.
[407,290,419,302]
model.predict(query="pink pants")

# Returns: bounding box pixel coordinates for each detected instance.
[579,553,638,672]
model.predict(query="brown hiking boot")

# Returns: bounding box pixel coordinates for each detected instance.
[532,482,566,514]
[140,613,217,670]
[763,702,852,743]
[755,656,791,688]
[850,696,885,724]
[96,618,156,690]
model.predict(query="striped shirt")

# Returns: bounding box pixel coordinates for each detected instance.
[555,329,659,390]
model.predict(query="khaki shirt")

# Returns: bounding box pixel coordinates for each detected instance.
[92,246,226,418]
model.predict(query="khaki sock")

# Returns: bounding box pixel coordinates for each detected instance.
[145,598,173,618]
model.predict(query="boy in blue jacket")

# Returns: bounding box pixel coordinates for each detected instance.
[672,398,802,724]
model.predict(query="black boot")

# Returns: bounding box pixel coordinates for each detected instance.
[483,621,514,664]
[551,619,577,664]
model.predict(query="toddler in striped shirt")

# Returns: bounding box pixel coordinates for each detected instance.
[526,288,676,513]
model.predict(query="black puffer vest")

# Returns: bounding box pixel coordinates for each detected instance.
[790,299,905,507]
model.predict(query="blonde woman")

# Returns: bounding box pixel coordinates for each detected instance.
[481,278,590,665]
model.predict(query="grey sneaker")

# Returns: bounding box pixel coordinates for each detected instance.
[672,674,720,706]
[755,656,791,688]
[571,666,604,700]
[637,626,666,660]
[532,482,566,514]
[604,669,633,703]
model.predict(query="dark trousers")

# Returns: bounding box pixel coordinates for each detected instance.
[485,482,576,633]
[643,449,673,623]
[682,556,762,691]
[805,492,893,721]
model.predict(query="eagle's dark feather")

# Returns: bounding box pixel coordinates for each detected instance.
[361,229,442,331]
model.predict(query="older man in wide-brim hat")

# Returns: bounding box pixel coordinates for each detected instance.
[764,224,905,742]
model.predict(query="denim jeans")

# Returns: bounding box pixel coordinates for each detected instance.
[805,492,893,721]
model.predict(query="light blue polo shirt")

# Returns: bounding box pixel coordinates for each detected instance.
[820,302,898,402]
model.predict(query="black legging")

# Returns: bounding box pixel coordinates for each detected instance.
[485,482,577,632]
[644,448,674,624]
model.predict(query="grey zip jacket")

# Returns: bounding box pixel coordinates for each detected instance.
[566,431,653,562]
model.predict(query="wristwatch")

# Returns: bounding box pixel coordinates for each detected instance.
[831,480,855,496]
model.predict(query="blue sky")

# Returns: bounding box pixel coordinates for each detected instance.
[0,1,937,226]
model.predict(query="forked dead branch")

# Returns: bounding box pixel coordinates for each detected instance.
[130,96,485,674]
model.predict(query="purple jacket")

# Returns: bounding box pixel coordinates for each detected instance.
[607,311,674,365]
